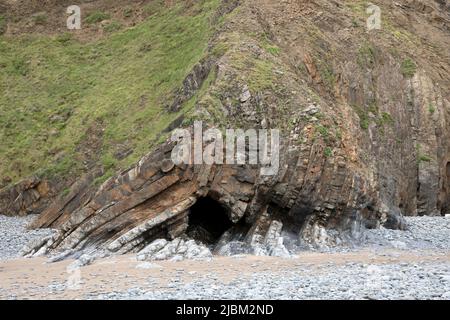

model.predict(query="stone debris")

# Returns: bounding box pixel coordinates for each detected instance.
[136,238,212,262]
[0,215,54,261]
[2,214,449,264]
[83,260,450,300]
[363,216,450,251]
[72,254,95,268]
[47,249,75,263]
[240,85,251,102]
[300,104,321,116]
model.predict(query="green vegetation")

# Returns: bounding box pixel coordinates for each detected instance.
[0,15,6,33]
[428,103,436,115]
[374,111,394,132]
[144,0,168,17]
[33,13,48,25]
[0,0,221,183]
[335,128,342,142]
[101,153,117,171]
[316,125,329,138]
[266,46,280,56]
[226,36,278,92]
[352,105,370,130]
[368,100,378,115]
[318,62,335,89]
[357,43,375,69]
[324,147,333,158]
[103,21,122,33]
[260,36,281,57]
[380,112,394,125]
[247,59,274,91]
[123,7,134,18]
[360,118,369,130]
[418,155,432,163]
[416,144,432,164]
[7,57,29,76]
[61,187,71,197]
[85,11,111,24]
[55,32,73,44]
[346,0,369,15]
[92,169,115,187]
[400,58,417,78]
[352,103,396,131]
[211,42,229,58]
[219,31,283,96]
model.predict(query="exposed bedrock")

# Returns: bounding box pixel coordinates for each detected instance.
[2,0,450,258]
[22,132,411,258]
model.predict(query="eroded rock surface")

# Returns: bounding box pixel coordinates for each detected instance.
[1,0,448,260]
[136,238,213,262]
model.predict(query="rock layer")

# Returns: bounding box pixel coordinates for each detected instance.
[1,0,449,257]
[21,134,404,257]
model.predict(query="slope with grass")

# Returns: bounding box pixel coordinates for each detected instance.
[0,0,220,186]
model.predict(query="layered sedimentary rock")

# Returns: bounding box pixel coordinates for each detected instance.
[2,0,449,257]
[0,177,59,217]
[21,130,412,257]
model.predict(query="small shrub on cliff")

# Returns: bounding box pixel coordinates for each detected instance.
[103,21,122,33]
[101,153,117,170]
[381,112,394,125]
[428,104,436,115]
[61,188,71,197]
[143,0,165,17]
[0,15,6,34]
[418,155,432,163]
[85,11,111,24]
[357,43,375,69]
[352,105,370,130]
[401,58,417,78]
[93,170,114,187]
[56,32,72,44]
[319,64,336,88]
[266,46,280,56]
[360,118,369,130]
[33,13,48,25]
[316,125,329,138]
[123,7,134,18]
[416,144,433,164]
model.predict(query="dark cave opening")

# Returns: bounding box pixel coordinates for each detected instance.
[186,196,234,245]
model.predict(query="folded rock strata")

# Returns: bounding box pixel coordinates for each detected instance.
[22,133,399,258]
[1,0,449,259]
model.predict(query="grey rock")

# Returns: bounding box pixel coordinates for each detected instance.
[73,254,95,267]
[0,215,55,261]
[240,85,251,103]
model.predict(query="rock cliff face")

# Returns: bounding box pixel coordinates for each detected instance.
[1,0,449,255]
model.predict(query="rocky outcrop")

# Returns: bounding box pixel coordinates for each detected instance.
[136,238,213,262]
[0,177,54,217]
[167,59,217,113]
[4,0,450,258]
[22,131,396,258]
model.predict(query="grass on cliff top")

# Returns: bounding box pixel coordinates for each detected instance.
[0,0,220,184]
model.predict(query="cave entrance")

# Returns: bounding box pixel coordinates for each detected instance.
[186,196,233,245]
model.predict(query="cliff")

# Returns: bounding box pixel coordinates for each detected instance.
[0,0,449,254]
